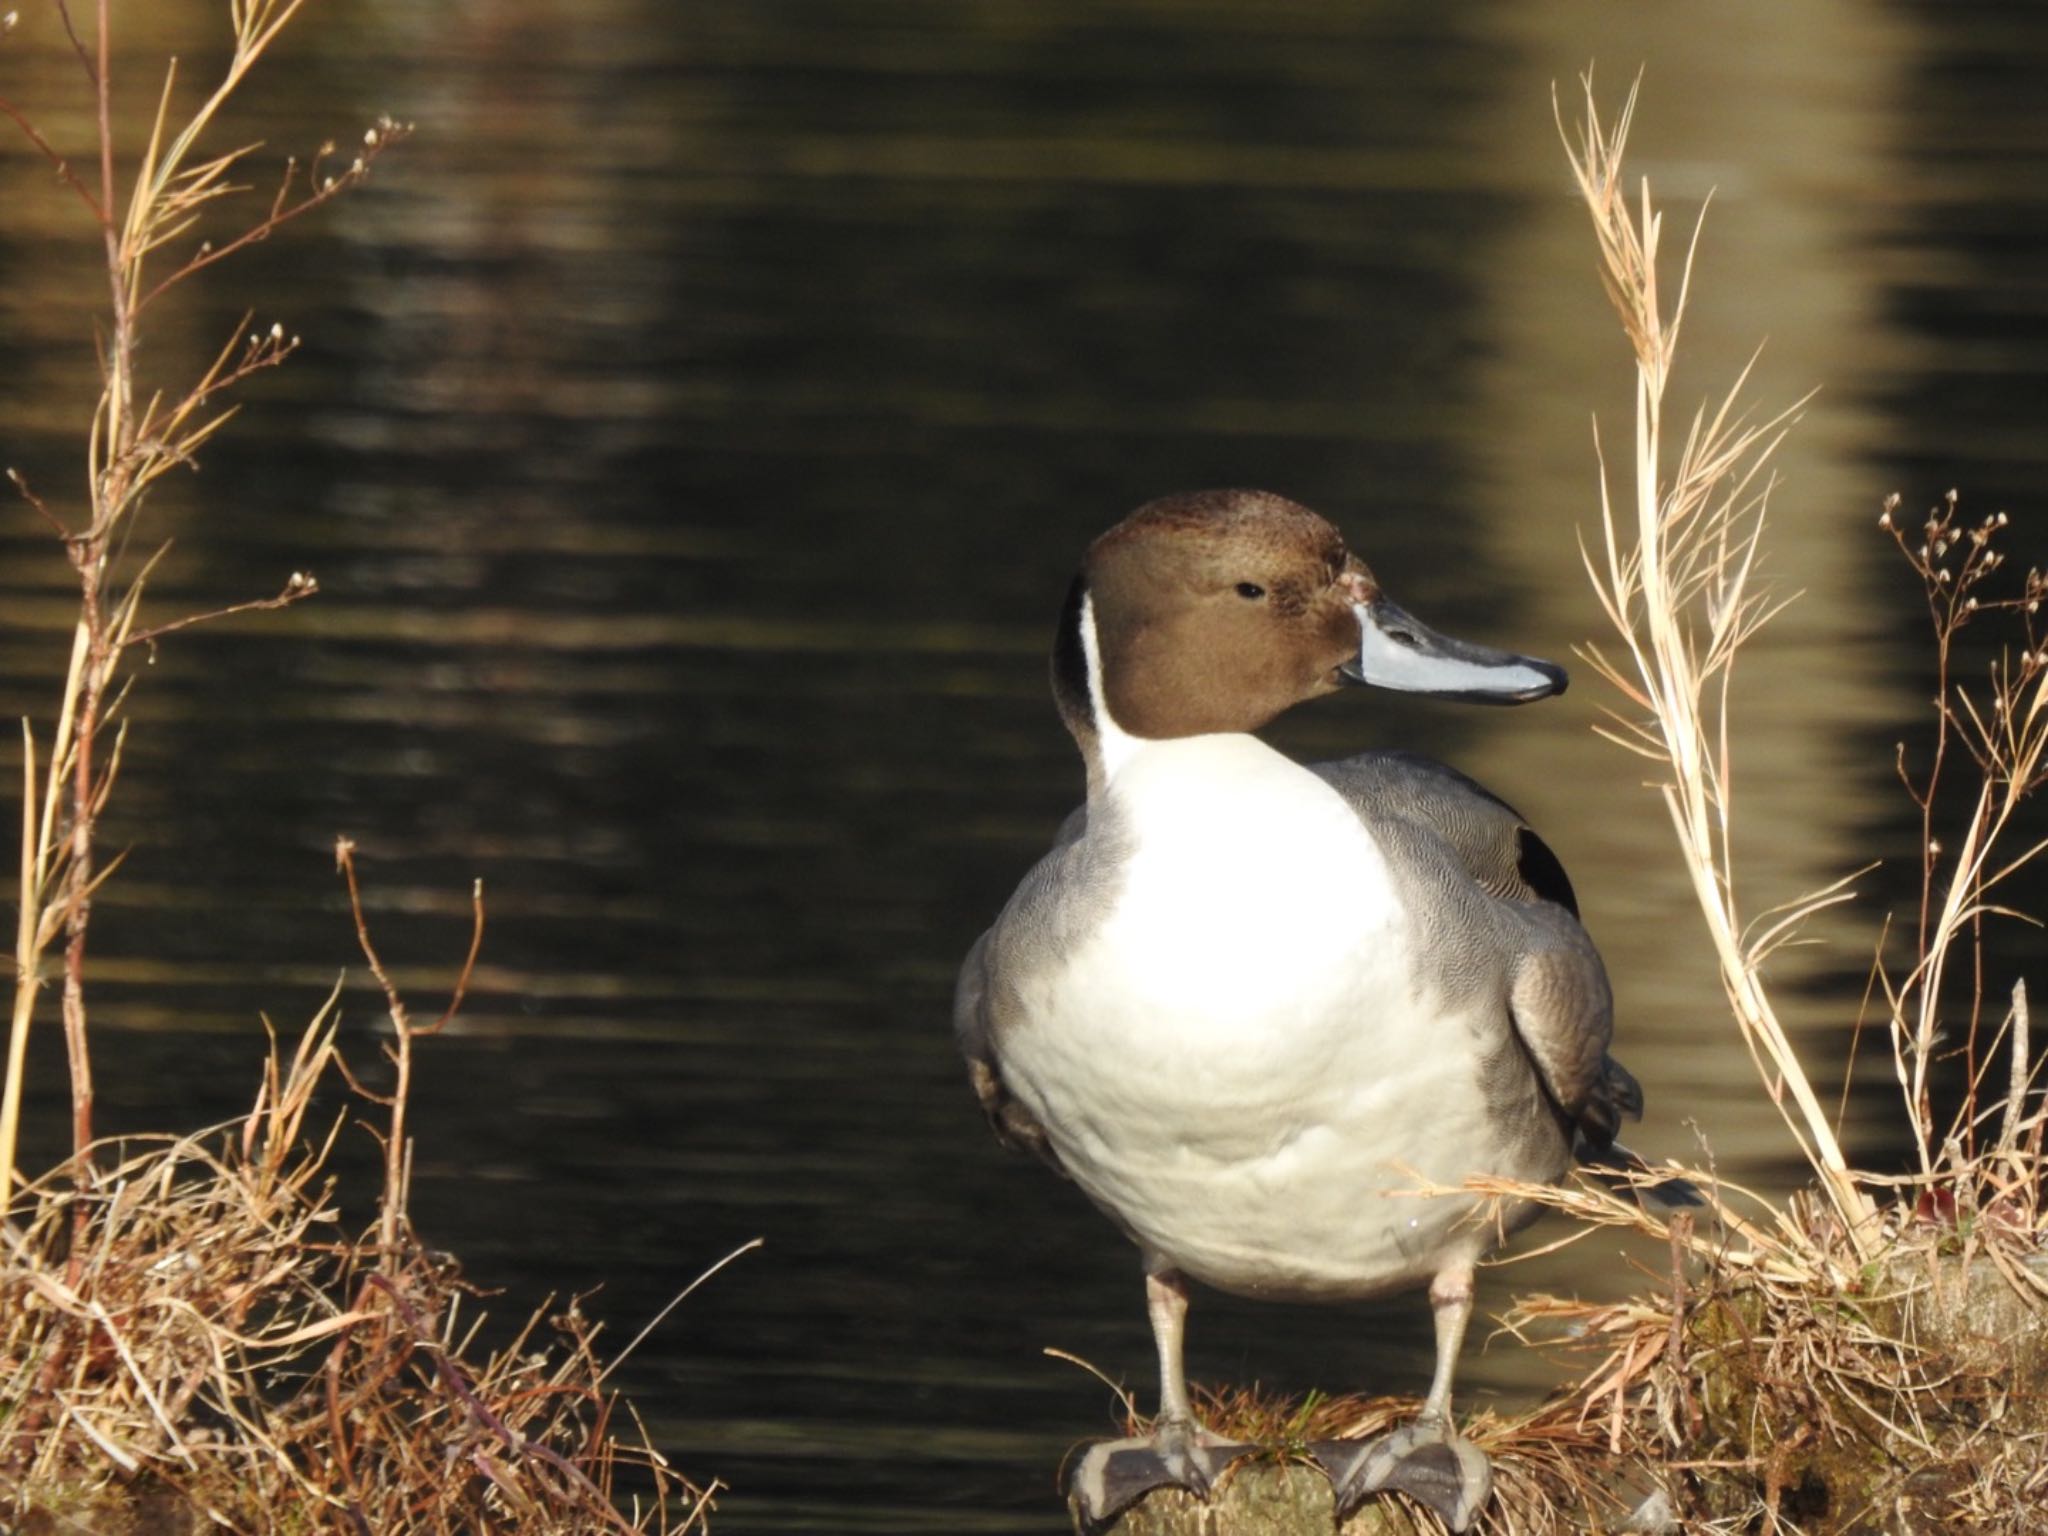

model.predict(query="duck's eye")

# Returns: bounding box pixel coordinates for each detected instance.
[1235,582,1266,600]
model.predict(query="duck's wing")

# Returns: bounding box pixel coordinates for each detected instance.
[953,806,1094,1177]
[954,927,1065,1174]
[1311,750,1640,1151]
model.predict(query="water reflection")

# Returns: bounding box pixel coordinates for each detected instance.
[1,2,2044,1530]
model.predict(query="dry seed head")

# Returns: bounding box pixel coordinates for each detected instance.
[3,11,17,31]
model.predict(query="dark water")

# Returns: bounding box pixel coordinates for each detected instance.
[3,2,2046,1530]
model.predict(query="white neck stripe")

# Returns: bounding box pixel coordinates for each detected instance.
[1078,590,1142,781]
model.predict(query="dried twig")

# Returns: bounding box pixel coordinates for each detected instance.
[334,839,486,1259]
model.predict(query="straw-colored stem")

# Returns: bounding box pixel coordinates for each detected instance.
[1563,77,1875,1255]
[1,724,41,1203]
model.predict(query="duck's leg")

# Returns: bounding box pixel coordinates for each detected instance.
[1324,1262,1494,1533]
[1140,1263,1245,1488]
[1067,1260,1257,1528]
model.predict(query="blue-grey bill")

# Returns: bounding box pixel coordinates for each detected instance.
[1340,598,1568,704]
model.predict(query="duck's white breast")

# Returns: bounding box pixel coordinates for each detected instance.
[1094,734,1395,1016]
[1000,734,1510,1300]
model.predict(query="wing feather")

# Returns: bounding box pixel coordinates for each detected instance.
[1311,750,1638,1150]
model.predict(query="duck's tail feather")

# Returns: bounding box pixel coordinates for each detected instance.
[1576,1140,1707,1216]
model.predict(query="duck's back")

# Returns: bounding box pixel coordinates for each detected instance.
[1309,750,1580,915]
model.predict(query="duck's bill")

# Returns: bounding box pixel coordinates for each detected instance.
[1340,598,1568,704]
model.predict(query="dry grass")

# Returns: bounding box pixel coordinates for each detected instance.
[2,903,718,1535]
[1490,1162,2048,1533]
[1452,75,2048,1534]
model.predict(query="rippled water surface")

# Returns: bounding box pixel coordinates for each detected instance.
[4,3,2048,1530]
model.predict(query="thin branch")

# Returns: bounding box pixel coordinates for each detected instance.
[335,837,408,1035]
[423,880,486,1037]
[597,1238,765,1386]
[0,94,106,222]
[139,127,408,311]
[7,469,72,540]
[52,0,95,87]
[123,572,319,652]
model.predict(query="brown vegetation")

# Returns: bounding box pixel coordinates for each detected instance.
[3,968,713,1534]
[1534,75,2048,1532]
[0,5,716,1530]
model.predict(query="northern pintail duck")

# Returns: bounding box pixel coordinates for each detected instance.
[956,489,1643,1532]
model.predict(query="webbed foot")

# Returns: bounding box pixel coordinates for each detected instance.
[1319,1416,1492,1533]
[1067,1418,1257,1530]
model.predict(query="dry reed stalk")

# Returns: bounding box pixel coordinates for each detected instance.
[0,0,406,1206]
[1558,75,1878,1257]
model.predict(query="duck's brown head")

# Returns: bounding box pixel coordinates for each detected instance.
[1052,488,1565,751]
